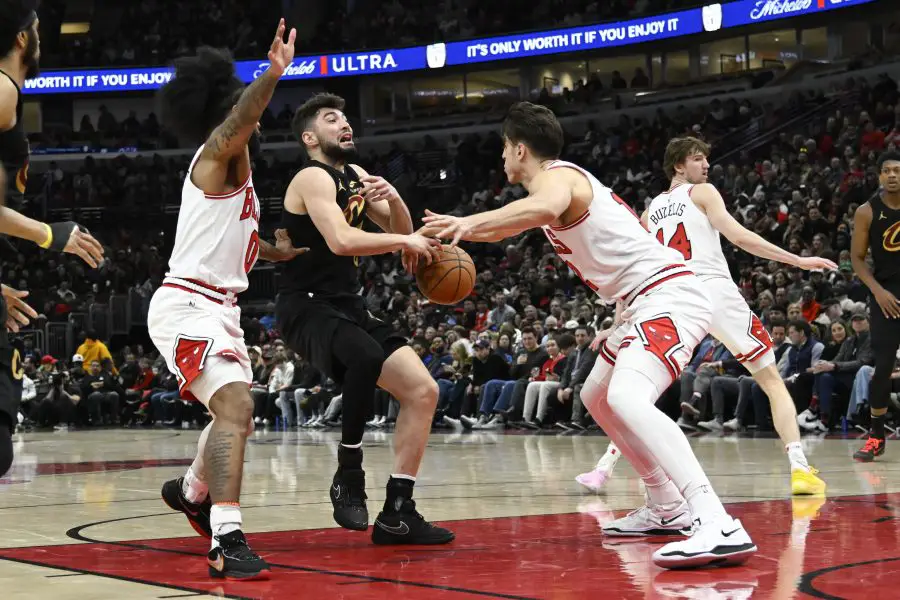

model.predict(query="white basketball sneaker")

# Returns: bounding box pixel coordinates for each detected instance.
[652,514,756,569]
[602,500,693,537]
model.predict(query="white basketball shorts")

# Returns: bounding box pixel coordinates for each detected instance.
[147,278,252,406]
[701,275,775,374]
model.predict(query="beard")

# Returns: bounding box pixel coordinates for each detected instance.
[320,140,357,162]
[23,31,40,80]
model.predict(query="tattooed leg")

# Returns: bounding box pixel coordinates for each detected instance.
[205,382,254,503]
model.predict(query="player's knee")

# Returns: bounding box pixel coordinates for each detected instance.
[580,376,609,414]
[418,378,439,410]
[606,369,656,415]
[209,382,254,429]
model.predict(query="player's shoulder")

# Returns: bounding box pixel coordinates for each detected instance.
[348,163,369,178]
[0,76,18,130]
[854,201,873,221]
[291,163,337,190]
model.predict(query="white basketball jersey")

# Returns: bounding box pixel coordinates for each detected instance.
[166,146,261,294]
[646,183,731,280]
[540,160,685,302]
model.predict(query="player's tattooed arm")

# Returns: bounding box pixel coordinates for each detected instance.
[202,19,296,162]
[257,229,309,262]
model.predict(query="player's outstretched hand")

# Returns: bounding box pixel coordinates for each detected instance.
[795,256,838,272]
[421,210,472,247]
[267,18,297,77]
[361,175,400,203]
[1,284,37,333]
[61,224,105,268]
[402,233,442,272]
[272,229,310,262]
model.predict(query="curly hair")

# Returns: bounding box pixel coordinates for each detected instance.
[156,47,244,146]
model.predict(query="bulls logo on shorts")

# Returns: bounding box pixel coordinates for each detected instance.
[621,315,685,380]
[172,335,213,391]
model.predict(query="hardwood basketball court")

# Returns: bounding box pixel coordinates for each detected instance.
[0,428,895,599]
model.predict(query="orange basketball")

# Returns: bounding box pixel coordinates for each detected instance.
[416,245,476,305]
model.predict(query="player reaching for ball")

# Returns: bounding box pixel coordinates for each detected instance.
[275,93,454,545]
[576,136,830,500]
[421,102,756,569]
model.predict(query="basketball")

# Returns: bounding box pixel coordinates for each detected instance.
[416,245,476,305]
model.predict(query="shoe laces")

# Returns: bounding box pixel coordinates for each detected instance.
[341,470,368,507]
[216,531,260,560]
[861,437,883,453]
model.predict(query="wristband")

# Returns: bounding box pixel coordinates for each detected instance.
[37,223,53,249]
[47,221,80,252]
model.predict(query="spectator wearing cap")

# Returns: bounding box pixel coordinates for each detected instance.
[69,354,87,385]
[75,330,117,375]
[803,311,873,431]
[814,298,843,330]
[460,339,511,429]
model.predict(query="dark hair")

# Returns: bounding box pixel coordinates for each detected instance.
[878,151,900,171]
[788,319,812,338]
[502,102,563,160]
[157,47,244,146]
[663,136,711,179]
[292,93,346,146]
[521,326,537,338]
[556,333,576,351]
[768,319,787,331]
[0,0,37,56]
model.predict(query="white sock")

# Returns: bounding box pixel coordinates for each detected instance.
[596,443,619,469]
[391,473,416,482]
[210,504,242,548]
[786,442,810,472]
[182,466,208,504]
[682,479,728,522]
[643,467,684,507]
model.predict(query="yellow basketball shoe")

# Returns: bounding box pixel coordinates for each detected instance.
[791,466,826,496]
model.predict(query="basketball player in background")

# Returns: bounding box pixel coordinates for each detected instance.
[276,93,454,545]
[0,1,104,477]
[577,137,831,501]
[422,102,755,568]
[851,151,900,462]
[151,21,308,580]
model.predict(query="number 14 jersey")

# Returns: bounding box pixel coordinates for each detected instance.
[646,183,731,281]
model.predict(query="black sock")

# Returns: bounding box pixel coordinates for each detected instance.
[0,414,13,477]
[384,476,414,512]
[337,444,363,473]
[871,415,886,441]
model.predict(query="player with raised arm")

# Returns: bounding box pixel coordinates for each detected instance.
[0,0,104,477]
[150,21,308,580]
[422,102,755,569]
[577,137,830,499]
[276,93,454,545]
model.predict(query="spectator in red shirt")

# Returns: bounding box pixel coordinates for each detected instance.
[860,121,885,154]
[800,286,821,323]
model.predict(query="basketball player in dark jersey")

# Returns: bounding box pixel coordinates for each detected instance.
[0,1,104,476]
[277,93,454,545]
[851,151,900,461]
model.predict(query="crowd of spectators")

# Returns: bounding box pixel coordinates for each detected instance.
[13,64,900,438]
[39,0,706,69]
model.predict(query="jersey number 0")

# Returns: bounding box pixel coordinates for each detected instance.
[656,223,693,261]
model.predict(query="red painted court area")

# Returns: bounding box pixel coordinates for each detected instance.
[1,494,897,599]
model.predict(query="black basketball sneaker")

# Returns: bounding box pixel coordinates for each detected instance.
[331,467,369,530]
[207,530,270,580]
[372,497,455,545]
[853,437,885,462]
[161,477,212,538]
